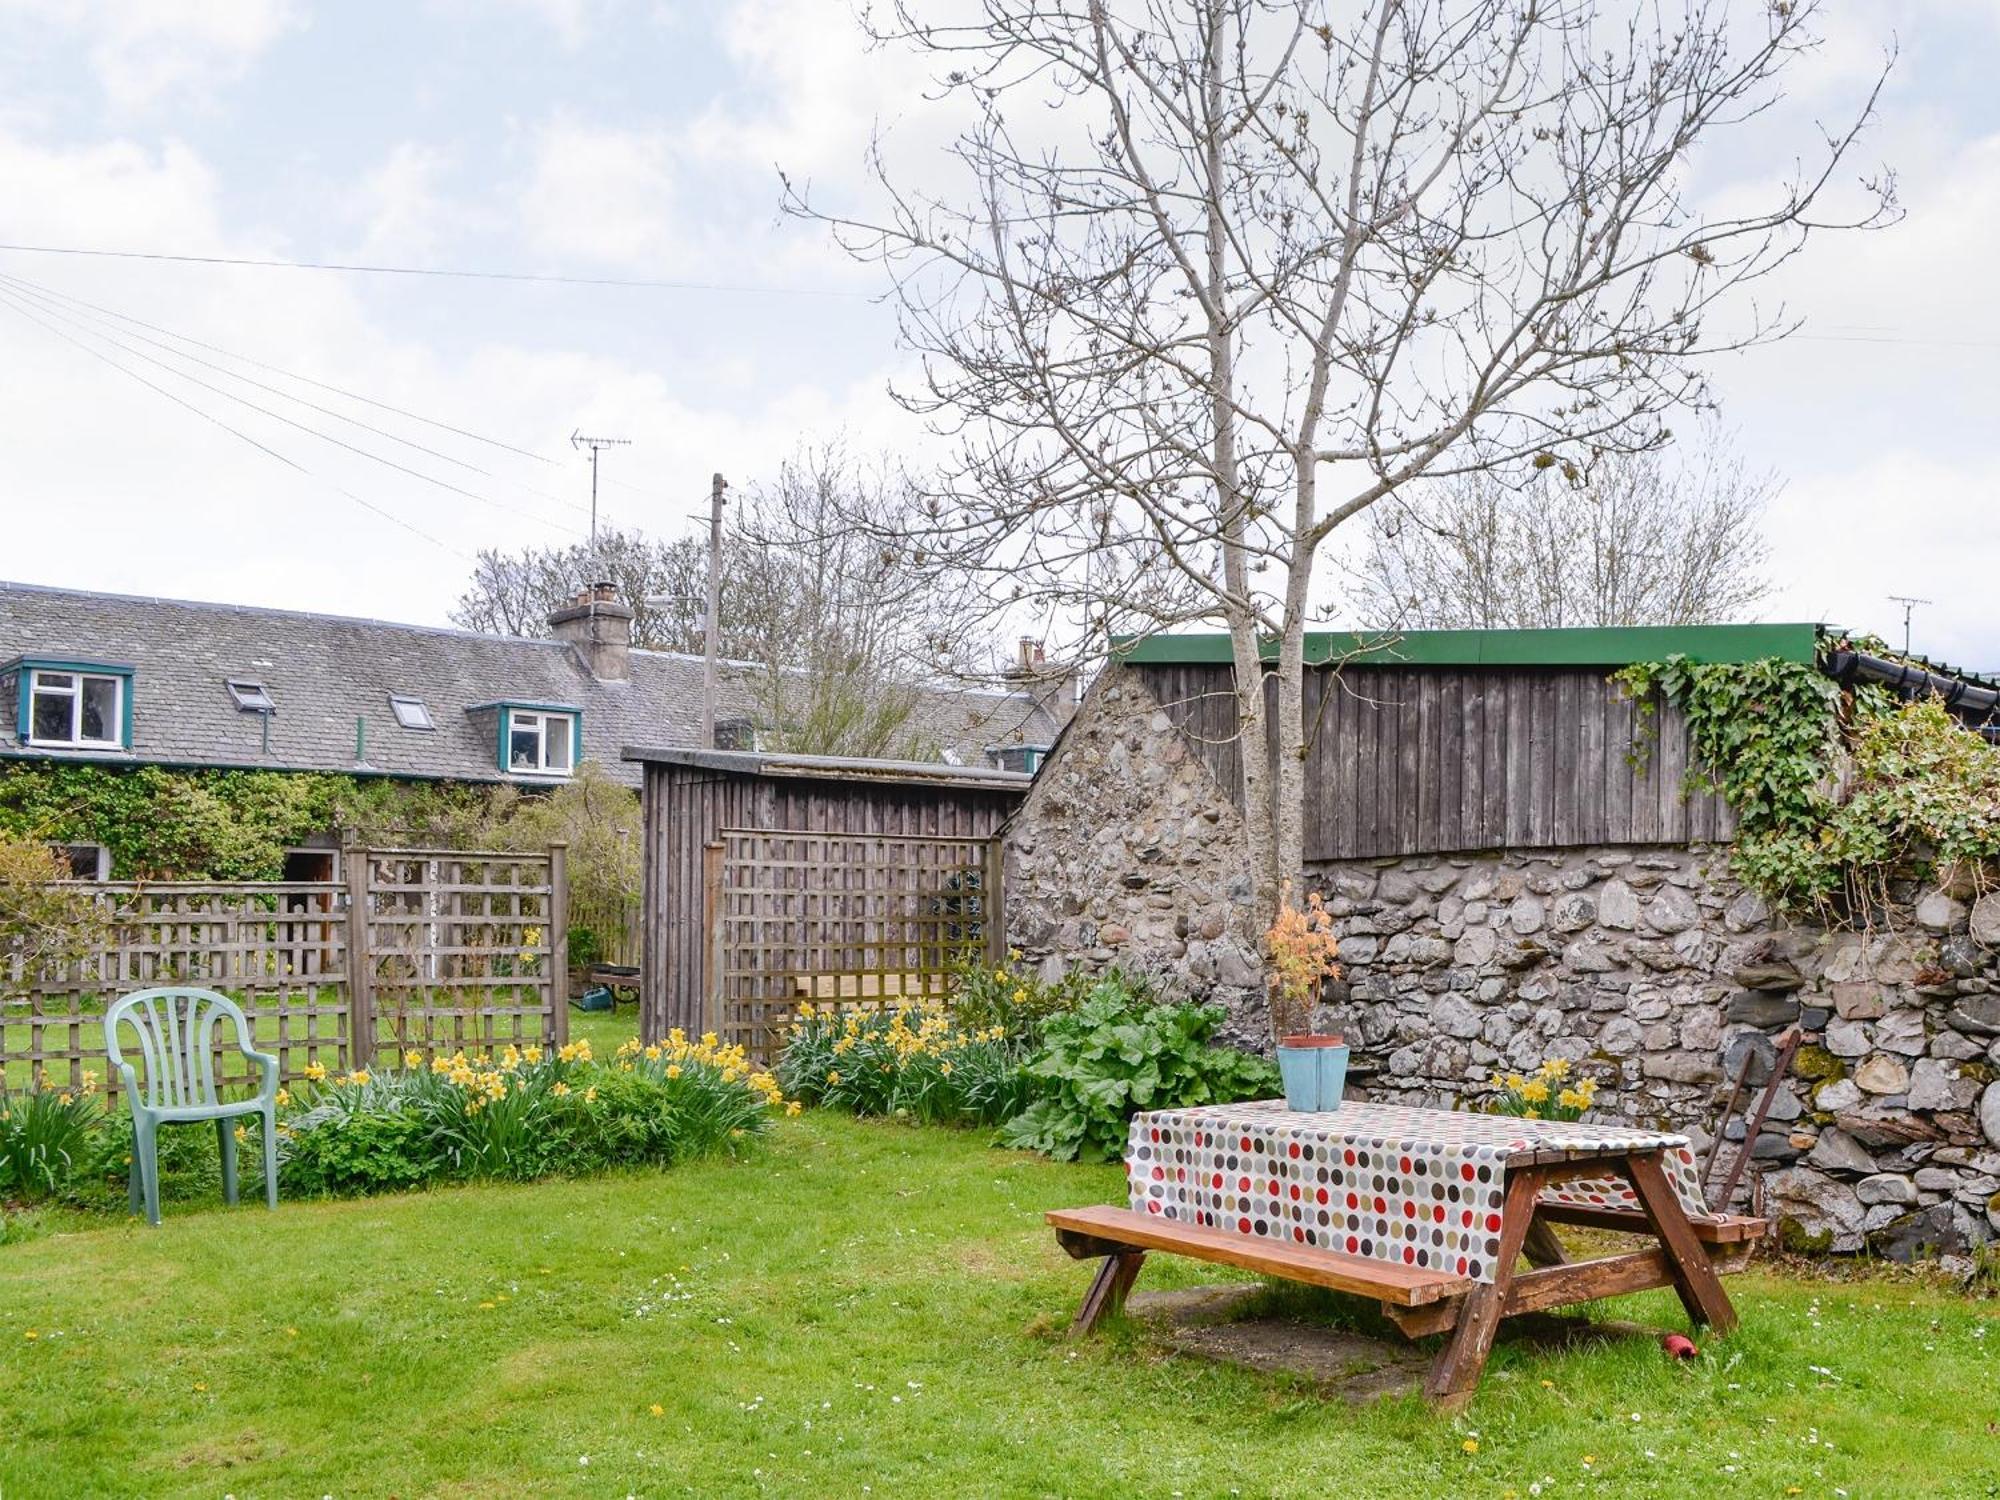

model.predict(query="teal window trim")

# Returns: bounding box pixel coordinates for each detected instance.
[492,703,581,777]
[7,657,135,750]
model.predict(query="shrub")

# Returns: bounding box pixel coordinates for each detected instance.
[604,1031,788,1160]
[999,979,1280,1163]
[276,1033,790,1196]
[279,1104,440,1196]
[946,957,1095,1045]
[0,1072,105,1199]
[0,833,108,976]
[777,1002,1029,1127]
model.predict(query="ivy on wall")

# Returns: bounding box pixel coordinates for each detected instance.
[0,763,613,881]
[1616,652,2000,918]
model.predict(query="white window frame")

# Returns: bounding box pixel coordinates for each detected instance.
[506,709,575,776]
[26,668,124,749]
[389,694,435,731]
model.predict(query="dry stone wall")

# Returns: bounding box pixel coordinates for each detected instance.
[1003,662,2000,1264]
[1310,848,2000,1261]
[1003,667,1271,1050]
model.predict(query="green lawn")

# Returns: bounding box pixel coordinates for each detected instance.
[2,1113,1998,1499]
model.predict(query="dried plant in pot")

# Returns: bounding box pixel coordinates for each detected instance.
[1265,883,1346,1110]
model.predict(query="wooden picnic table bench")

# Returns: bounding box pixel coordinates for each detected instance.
[1048,1101,1767,1410]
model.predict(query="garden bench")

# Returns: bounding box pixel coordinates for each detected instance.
[1049,1101,1767,1410]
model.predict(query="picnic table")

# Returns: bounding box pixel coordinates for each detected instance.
[1046,1099,1765,1410]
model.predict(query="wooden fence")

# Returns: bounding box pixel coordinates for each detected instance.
[2,845,565,1092]
[354,847,568,1058]
[707,829,1001,1059]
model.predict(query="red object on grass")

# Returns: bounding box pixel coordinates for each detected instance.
[1661,1333,1699,1360]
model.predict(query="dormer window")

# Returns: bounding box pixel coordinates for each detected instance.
[507,709,575,775]
[12,660,132,750]
[226,679,275,713]
[466,700,580,778]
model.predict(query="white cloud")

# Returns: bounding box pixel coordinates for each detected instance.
[345,143,462,264]
[516,115,679,269]
[0,126,925,627]
[0,0,299,110]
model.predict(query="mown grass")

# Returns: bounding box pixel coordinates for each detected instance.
[1,1110,1997,1498]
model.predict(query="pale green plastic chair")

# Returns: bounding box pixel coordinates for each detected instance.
[104,986,279,1226]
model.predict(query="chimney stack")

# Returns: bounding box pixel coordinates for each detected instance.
[549,581,634,682]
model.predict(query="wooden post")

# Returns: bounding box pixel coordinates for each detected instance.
[342,839,373,1071]
[983,835,1007,967]
[548,841,570,1048]
[702,840,725,1042]
[1425,1166,1545,1411]
[1622,1150,1739,1333]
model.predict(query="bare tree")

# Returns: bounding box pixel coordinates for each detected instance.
[450,526,768,655]
[786,0,1892,937]
[732,442,987,757]
[451,448,989,757]
[1352,429,1775,628]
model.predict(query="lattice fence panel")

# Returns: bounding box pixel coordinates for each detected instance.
[361,849,564,1061]
[712,830,997,1060]
[3,882,348,1092]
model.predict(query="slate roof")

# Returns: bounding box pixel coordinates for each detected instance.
[0,581,1064,788]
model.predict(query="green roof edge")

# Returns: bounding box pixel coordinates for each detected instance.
[1114,623,1822,669]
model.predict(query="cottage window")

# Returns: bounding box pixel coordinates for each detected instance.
[506,709,575,775]
[28,668,123,748]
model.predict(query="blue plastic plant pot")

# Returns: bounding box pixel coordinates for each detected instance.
[1315,1045,1351,1111]
[1277,1045,1319,1110]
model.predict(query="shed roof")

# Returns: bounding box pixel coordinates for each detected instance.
[622,744,1033,794]
[1116,622,1821,669]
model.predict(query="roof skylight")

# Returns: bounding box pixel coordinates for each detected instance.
[389,694,435,731]
[226,679,275,713]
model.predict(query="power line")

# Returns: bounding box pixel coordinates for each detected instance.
[0,281,576,535]
[0,240,866,298]
[0,287,467,558]
[0,271,507,482]
[0,268,567,475]
[0,267,644,526]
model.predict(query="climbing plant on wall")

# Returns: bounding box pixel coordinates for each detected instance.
[0,762,637,885]
[1616,650,2000,919]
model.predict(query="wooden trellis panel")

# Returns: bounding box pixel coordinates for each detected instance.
[3,882,348,1092]
[709,828,1001,1060]
[356,847,568,1062]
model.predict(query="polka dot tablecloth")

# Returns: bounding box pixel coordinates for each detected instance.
[1127,1100,1707,1284]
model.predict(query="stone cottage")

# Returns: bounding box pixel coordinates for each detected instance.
[1003,624,2000,1261]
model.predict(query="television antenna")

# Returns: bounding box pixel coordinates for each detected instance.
[569,429,631,552]
[1888,594,1931,655]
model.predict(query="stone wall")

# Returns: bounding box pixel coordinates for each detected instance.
[1310,848,2000,1260]
[1005,662,2000,1263]
[1002,666,1268,1049]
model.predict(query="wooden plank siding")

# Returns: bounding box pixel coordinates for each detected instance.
[638,762,1021,1043]
[1132,661,1732,862]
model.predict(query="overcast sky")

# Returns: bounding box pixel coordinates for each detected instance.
[1,2,1994,669]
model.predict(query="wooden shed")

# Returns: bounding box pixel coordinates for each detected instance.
[624,746,1030,1054]
[1114,623,1822,864]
